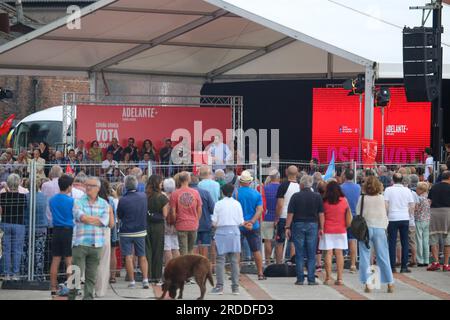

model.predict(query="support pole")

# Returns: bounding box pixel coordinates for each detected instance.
[62,93,68,147]
[364,66,376,140]
[432,0,443,161]
[27,159,35,281]
[89,71,97,98]
[359,94,362,164]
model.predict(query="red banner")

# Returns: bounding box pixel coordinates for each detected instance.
[312,87,431,164]
[0,114,15,136]
[76,105,232,157]
[362,138,378,168]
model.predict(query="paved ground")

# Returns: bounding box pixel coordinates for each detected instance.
[1,266,449,300]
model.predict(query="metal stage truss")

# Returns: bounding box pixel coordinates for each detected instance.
[62,93,243,155]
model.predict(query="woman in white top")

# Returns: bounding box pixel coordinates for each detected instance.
[210,184,244,296]
[356,176,394,294]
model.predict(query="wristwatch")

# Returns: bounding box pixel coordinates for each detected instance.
[285,226,291,230]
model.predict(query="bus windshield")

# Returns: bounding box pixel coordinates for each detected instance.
[13,121,62,150]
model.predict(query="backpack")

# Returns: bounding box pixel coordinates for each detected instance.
[263,238,297,277]
[350,194,370,249]
[263,263,297,277]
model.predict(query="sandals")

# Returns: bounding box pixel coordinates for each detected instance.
[257,274,267,280]
[387,284,394,293]
[109,278,117,284]
[334,279,344,286]
[323,279,332,286]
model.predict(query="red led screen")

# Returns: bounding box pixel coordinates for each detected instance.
[312,87,431,164]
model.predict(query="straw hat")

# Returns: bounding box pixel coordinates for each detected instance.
[239,170,254,183]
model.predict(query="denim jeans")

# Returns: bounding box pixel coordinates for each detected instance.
[0,223,26,276]
[359,227,394,285]
[21,227,47,281]
[291,222,318,283]
[387,220,409,269]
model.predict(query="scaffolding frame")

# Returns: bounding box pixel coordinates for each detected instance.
[62,93,244,155]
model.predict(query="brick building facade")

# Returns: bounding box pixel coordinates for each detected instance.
[0,76,89,121]
[0,1,94,122]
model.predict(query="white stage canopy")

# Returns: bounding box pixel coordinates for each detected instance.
[0,0,447,80]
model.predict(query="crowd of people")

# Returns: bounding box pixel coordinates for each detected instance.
[0,145,449,299]
[0,136,237,185]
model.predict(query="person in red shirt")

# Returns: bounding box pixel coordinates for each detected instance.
[170,171,202,256]
[318,181,352,286]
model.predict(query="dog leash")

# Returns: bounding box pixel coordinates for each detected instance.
[109,283,158,300]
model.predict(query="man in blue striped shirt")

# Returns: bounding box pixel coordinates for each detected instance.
[68,177,110,300]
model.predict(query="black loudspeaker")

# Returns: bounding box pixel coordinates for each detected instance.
[403,27,440,102]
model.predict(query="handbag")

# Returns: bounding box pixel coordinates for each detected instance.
[350,194,370,249]
[345,199,353,228]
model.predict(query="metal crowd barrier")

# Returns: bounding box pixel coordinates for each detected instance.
[0,160,258,286]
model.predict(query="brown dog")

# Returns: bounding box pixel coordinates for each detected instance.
[159,254,214,300]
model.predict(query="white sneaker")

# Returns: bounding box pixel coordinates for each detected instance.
[142,280,150,289]
[128,282,136,289]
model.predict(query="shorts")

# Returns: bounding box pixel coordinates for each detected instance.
[275,218,286,244]
[196,231,212,246]
[430,233,450,246]
[120,236,146,257]
[347,227,357,241]
[261,221,275,240]
[241,229,261,252]
[52,227,73,258]
[164,234,179,251]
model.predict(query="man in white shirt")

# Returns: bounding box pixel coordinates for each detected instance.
[424,147,434,182]
[206,135,232,171]
[384,173,415,273]
[102,151,118,180]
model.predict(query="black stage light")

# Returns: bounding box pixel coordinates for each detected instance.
[344,74,365,96]
[376,87,391,107]
[343,79,354,91]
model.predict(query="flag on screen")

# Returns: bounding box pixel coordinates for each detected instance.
[323,151,335,181]
[0,114,15,136]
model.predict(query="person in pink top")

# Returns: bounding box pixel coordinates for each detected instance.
[319,181,352,286]
[169,171,203,255]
